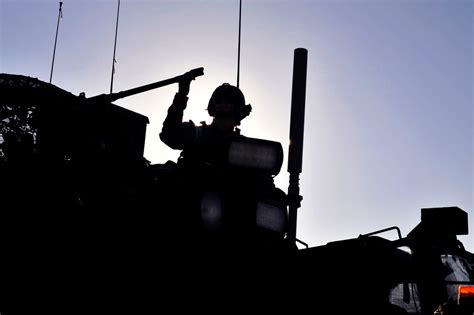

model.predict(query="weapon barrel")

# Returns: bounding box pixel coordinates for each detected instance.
[87,67,204,103]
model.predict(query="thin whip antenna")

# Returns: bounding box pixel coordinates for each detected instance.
[110,0,121,93]
[237,0,242,88]
[49,1,63,83]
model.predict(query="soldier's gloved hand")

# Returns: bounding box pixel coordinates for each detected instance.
[178,78,191,96]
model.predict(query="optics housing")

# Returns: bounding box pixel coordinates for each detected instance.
[227,137,283,176]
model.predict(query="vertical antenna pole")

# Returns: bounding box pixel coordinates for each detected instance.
[236,0,242,88]
[49,1,63,83]
[287,48,308,243]
[110,0,121,93]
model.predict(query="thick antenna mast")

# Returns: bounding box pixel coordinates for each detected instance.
[110,0,121,93]
[287,48,308,243]
[49,1,63,83]
[236,0,242,88]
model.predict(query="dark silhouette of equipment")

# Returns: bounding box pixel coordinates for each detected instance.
[49,1,63,83]
[1,52,472,314]
[287,48,307,243]
[86,67,204,104]
[110,0,121,93]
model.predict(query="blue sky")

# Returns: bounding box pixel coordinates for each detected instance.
[1,0,472,251]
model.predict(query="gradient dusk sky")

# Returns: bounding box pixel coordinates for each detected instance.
[1,0,472,251]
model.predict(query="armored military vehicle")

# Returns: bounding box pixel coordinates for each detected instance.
[1,64,472,314]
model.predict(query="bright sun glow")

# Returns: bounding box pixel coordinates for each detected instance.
[183,82,215,127]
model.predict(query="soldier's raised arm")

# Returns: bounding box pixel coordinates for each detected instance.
[159,78,196,150]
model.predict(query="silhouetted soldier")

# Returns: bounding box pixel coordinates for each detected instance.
[159,77,288,247]
[160,77,254,236]
[160,77,291,305]
[160,80,251,165]
[159,78,257,304]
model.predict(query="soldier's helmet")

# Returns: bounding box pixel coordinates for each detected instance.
[207,83,252,122]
